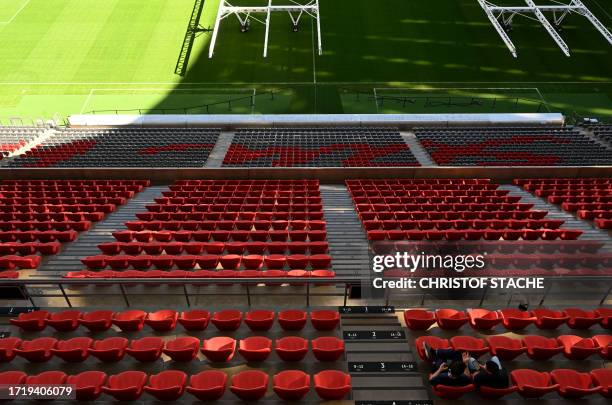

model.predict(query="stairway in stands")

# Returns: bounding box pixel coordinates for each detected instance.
[341,307,432,403]
[39,186,167,276]
[401,132,435,166]
[320,185,371,281]
[206,131,235,167]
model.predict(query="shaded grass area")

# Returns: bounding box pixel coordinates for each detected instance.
[0,0,610,118]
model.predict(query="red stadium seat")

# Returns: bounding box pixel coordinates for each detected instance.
[67,371,107,401]
[278,309,307,330]
[144,370,187,401]
[79,310,113,331]
[10,310,49,331]
[497,309,534,331]
[211,310,242,331]
[450,336,489,358]
[313,370,351,400]
[565,308,603,329]
[432,384,475,399]
[178,310,210,331]
[486,336,526,360]
[230,370,269,401]
[590,369,612,398]
[26,371,68,385]
[273,370,310,400]
[0,337,22,362]
[312,337,345,361]
[51,337,92,362]
[275,336,309,361]
[14,337,57,362]
[0,370,27,385]
[47,310,81,332]
[593,334,612,360]
[511,369,559,398]
[112,310,146,332]
[145,309,178,331]
[415,336,450,361]
[403,309,436,330]
[125,337,164,362]
[238,336,272,362]
[468,308,501,330]
[435,309,468,330]
[244,310,275,331]
[186,371,228,401]
[310,310,340,330]
[558,335,599,360]
[102,371,147,401]
[201,337,236,362]
[523,335,563,360]
[551,369,601,399]
[88,337,128,362]
[163,336,200,362]
[532,308,569,329]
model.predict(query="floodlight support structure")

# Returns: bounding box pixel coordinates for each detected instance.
[208,0,322,58]
[477,0,612,57]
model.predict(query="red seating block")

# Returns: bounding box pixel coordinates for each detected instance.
[102,371,147,401]
[523,335,563,360]
[310,310,340,330]
[435,309,468,330]
[10,310,49,331]
[201,337,236,362]
[178,309,210,331]
[14,337,57,362]
[468,308,501,330]
[590,369,612,398]
[47,310,81,332]
[230,370,269,401]
[278,309,307,330]
[415,336,450,361]
[65,371,107,401]
[79,310,113,331]
[551,369,601,399]
[144,370,187,401]
[163,336,200,362]
[450,336,489,358]
[486,336,526,360]
[274,370,310,400]
[558,335,599,360]
[186,370,227,401]
[403,309,436,330]
[499,308,536,330]
[112,310,146,332]
[88,337,128,362]
[313,370,351,400]
[245,310,275,331]
[125,337,164,362]
[145,309,178,331]
[0,337,22,362]
[275,336,309,361]
[511,369,559,398]
[51,337,92,362]
[532,308,569,329]
[238,336,272,362]
[211,310,242,331]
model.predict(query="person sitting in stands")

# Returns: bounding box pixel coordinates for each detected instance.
[471,357,509,389]
[426,349,472,387]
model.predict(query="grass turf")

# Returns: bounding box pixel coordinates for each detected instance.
[0,0,610,119]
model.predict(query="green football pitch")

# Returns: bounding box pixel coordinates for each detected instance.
[0,0,610,119]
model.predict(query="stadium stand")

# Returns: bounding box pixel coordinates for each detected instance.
[590,125,612,146]
[0,180,148,277]
[0,126,48,160]
[222,127,420,167]
[1,308,349,401]
[415,126,611,166]
[516,178,612,230]
[346,178,583,242]
[67,180,334,279]
[409,307,611,400]
[6,128,220,167]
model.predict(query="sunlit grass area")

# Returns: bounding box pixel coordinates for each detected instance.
[0,0,610,118]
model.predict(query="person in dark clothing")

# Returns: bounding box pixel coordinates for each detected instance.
[426,348,472,387]
[472,357,510,389]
